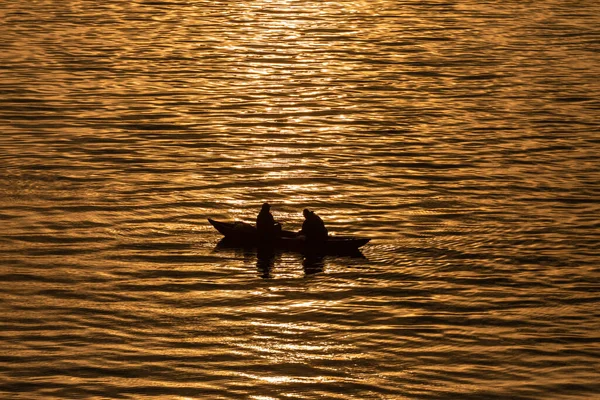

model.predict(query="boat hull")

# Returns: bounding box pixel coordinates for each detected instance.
[208,218,369,255]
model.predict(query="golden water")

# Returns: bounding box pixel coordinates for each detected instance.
[1,1,599,398]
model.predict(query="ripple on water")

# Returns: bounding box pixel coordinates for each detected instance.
[1,0,600,399]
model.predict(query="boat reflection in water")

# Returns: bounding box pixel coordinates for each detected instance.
[214,238,364,278]
[301,253,326,276]
[256,246,278,279]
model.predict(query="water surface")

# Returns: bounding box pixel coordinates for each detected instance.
[1,1,599,398]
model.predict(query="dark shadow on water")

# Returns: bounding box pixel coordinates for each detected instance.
[213,238,366,278]
[256,245,277,279]
[302,253,325,276]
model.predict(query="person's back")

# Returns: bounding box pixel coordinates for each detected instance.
[300,209,328,243]
[256,203,279,242]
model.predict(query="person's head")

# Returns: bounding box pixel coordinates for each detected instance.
[303,208,311,218]
[262,202,271,211]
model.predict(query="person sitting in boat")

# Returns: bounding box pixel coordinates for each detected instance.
[299,208,328,243]
[256,202,281,242]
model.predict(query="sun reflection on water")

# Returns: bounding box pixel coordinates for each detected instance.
[240,372,337,384]
[3,0,598,398]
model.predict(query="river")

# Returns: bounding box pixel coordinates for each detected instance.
[1,1,599,398]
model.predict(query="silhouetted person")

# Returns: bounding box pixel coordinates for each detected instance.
[299,208,328,245]
[256,202,281,243]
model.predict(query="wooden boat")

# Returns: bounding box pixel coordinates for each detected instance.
[208,218,370,255]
